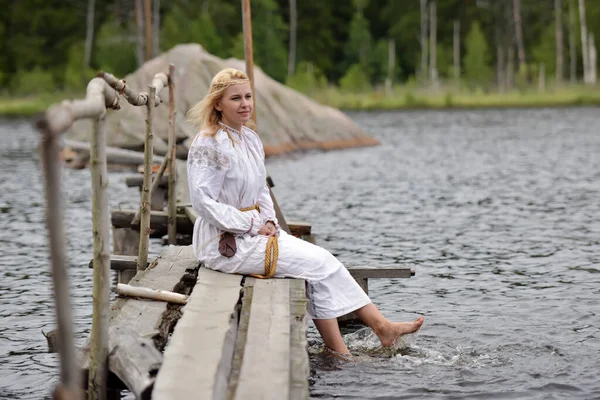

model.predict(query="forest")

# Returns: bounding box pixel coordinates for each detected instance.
[1,0,600,112]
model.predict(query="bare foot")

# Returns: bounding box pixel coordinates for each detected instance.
[375,316,425,347]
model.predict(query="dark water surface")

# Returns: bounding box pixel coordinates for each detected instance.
[1,108,599,399]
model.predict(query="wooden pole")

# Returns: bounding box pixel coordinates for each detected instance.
[241,0,256,123]
[39,127,84,400]
[137,85,156,272]
[241,0,290,234]
[167,64,177,245]
[36,77,119,400]
[88,113,111,400]
[115,283,188,304]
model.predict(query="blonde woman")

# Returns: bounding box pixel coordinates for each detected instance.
[187,68,424,355]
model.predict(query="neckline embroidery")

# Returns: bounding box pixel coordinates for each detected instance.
[219,122,243,143]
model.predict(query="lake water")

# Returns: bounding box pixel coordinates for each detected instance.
[1,108,599,399]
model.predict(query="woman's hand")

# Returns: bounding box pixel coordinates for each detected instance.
[258,221,277,237]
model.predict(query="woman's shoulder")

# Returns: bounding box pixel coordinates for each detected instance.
[190,129,230,149]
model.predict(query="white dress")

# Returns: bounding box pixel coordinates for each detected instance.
[187,123,371,319]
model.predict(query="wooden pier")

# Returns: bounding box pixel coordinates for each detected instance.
[78,160,414,399]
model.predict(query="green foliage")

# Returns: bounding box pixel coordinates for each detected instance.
[344,11,373,77]
[64,42,95,90]
[94,20,137,77]
[286,62,328,92]
[161,6,224,57]
[11,67,55,95]
[463,21,492,90]
[251,0,288,82]
[532,24,557,78]
[339,64,371,92]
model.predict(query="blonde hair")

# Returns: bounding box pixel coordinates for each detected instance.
[187,68,255,137]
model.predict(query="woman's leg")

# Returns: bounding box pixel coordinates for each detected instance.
[353,303,424,347]
[313,318,350,354]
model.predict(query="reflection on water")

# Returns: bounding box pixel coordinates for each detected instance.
[1,108,600,399]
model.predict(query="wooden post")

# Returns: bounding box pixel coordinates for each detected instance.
[36,77,119,400]
[88,113,111,400]
[167,64,177,245]
[38,126,84,400]
[241,0,256,123]
[453,19,460,83]
[241,0,291,234]
[138,85,156,272]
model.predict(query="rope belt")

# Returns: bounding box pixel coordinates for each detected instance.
[240,203,278,279]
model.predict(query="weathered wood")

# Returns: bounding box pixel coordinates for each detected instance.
[227,278,254,399]
[88,255,146,271]
[346,266,415,279]
[289,279,309,400]
[98,71,167,106]
[167,64,177,245]
[111,227,139,284]
[153,268,243,400]
[137,84,156,272]
[111,210,193,235]
[84,246,199,397]
[89,111,111,400]
[125,175,168,188]
[107,325,161,400]
[287,221,311,237]
[234,279,291,400]
[115,283,188,305]
[65,139,164,167]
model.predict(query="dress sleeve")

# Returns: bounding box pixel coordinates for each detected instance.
[187,142,260,235]
[258,181,279,229]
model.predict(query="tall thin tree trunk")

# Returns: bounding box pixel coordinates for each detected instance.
[506,1,515,90]
[589,33,597,84]
[429,0,437,87]
[555,0,564,83]
[495,8,506,92]
[152,0,160,56]
[539,63,546,91]
[144,0,152,60]
[135,0,144,67]
[507,44,515,90]
[513,0,527,79]
[287,0,297,78]
[385,38,395,93]
[453,19,460,83]
[569,0,577,82]
[579,0,590,83]
[83,0,95,85]
[420,0,428,83]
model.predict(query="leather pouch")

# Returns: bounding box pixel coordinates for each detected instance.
[218,232,236,257]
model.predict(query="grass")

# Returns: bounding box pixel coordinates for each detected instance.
[1,84,599,118]
[308,84,600,110]
[0,92,80,118]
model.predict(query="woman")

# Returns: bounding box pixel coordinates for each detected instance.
[187,68,424,355]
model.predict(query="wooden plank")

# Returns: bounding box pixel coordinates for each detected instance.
[87,254,146,271]
[234,279,290,400]
[346,266,415,279]
[153,268,243,400]
[111,209,194,235]
[287,221,311,237]
[81,246,200,398]
[125,175,168,188]
[289,279,309,400]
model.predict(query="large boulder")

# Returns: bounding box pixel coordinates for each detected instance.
[67,44,378,156]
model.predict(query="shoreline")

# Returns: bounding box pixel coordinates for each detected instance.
[1,87,598,117]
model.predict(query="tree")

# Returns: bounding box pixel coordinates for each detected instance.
[556,0,564,83]
[463,21,492,89]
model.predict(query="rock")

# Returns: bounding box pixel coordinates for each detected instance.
[66,44,378,157]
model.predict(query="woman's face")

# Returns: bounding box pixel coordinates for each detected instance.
[216,82,253,129]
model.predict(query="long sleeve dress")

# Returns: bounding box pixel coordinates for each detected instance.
[187,123,371,319]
